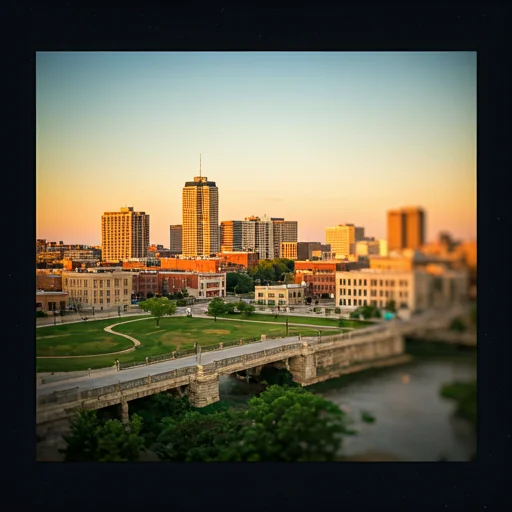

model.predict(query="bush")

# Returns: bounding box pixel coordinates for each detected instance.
[36,310,47,318]
[334,307,341,314]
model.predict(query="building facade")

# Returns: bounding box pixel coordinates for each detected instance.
[254,284,305,306]
[182,174,219,257]
[101,207,150,262]
[62,269,133,309]
[271,218,298,258]
[169,225,183,254]
[132,271,226,300]
[36,291,69,312]
[280,242,298,260]
[217,251,259,270]
[220,220,243,252]
[296,242,322,261]
[387,207,426,251]
[241,216,275,259]
[325,224,356,258]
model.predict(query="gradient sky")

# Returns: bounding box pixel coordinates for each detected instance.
[36,51,476,247]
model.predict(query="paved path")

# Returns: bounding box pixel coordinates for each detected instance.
[36,314,346,360]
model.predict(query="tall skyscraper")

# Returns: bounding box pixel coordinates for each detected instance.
[101,207,150,262]
[220,220,243,252]
[182,161,219,257]
[271,218,298,258]
[325,224,356,258]
[169,225,183,254]
[387,207,426,251]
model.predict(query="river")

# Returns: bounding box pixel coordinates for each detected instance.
[218,346,477,462]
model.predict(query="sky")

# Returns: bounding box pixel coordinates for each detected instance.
[36,51,476,247]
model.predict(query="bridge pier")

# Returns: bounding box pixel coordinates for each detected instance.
[289,347,317,386]
[188,364,220,408]
[121,400,129,423]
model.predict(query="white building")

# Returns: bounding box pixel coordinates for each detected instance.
[335,267,468,313]
[255,284,306,307]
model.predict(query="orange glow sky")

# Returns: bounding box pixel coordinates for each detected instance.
[37,52,476,246]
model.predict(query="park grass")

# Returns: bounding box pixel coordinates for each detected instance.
[36,316,147,357]
[36,315,342,372]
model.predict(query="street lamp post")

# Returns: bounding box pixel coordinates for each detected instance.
[92,306,95,317]
[53,308,57,326]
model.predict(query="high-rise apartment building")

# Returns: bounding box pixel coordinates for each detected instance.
[325,224,356,258]
[101,207,150,262]
[387,207,426,251]
[271,218,298,258]
[182,168,219,257]
[220,220,243,252]
[169,225,183,254]
[242,216,274,259]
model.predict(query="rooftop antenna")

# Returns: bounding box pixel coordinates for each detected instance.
[199,154,202,177]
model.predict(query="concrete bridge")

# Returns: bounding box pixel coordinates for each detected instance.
[36,304,473,442]
[36,323,406,437]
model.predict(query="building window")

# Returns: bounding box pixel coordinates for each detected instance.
[363,290,367,296]
[258,293,264,298]
[379,280,383,286]
[358,279,362,286]
[363,300,367,306]
[83,281,87,288]
[278,294,285,298]
[358,289,362,296]
[348,279,351,285]
[99,281,103,288]
[379,290,383,297]
[268,293,275,298]
[106,280,110,288]
[348,289,351,296]
[364,280,367,286]
[124,279,128,286]
[348,299,351,306]
[390,280,395,286]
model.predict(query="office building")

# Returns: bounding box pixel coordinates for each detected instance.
[220,220,243,252]
[325,224,356,258]
[271,218,298,257]
[182,166,219,257]
[297,242,322,261]
[169,225,183,254]
[280,242,298,260]
[101,207,150,262]
[387,207,426,251]
[255,284,305,307]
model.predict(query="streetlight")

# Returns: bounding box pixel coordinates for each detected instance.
[53,308,57,326]
[92,306,95,317]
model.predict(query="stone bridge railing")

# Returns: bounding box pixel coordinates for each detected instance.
[37,366,197,408]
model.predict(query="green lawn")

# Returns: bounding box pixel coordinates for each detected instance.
[36,317,144,357]
[36,315,342,373]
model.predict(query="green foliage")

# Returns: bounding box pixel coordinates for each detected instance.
[36,310,47,318]
[236,385,351,461]
[61,409,145,462]
[155,409,245,462]
[350,305,380,320]
[361,411,376,423]
[440,380,477,428]
[153,385,352,462]
[450,317,467,332]
[138,297,177,327]
[258,367,299,388]
[207,297,226,321]
[385,300,397,313]
[334,308,341,314]
[224,302,236,314]
[236,301,255,318]
[226,273,239,293]
[233,273,254,294]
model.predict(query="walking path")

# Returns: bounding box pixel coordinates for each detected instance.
[36,313,348,360]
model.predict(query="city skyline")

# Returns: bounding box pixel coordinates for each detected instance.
[36,51,476,246]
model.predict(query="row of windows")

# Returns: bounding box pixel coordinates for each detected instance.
[339,278,409,287]
[338,299,407,308]
[65,278,129,287]
[70,289,129,297]
[339,288,409,299]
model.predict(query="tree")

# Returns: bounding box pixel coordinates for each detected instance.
[146,292,154,299]
[234,273,254,294]
[236,301,255,318]
[207,297,226,321]
[154,409,245,462]
[226,273,239,293]
[138,296,177,327]
[225,385,353,461]
[61,409,145,462]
